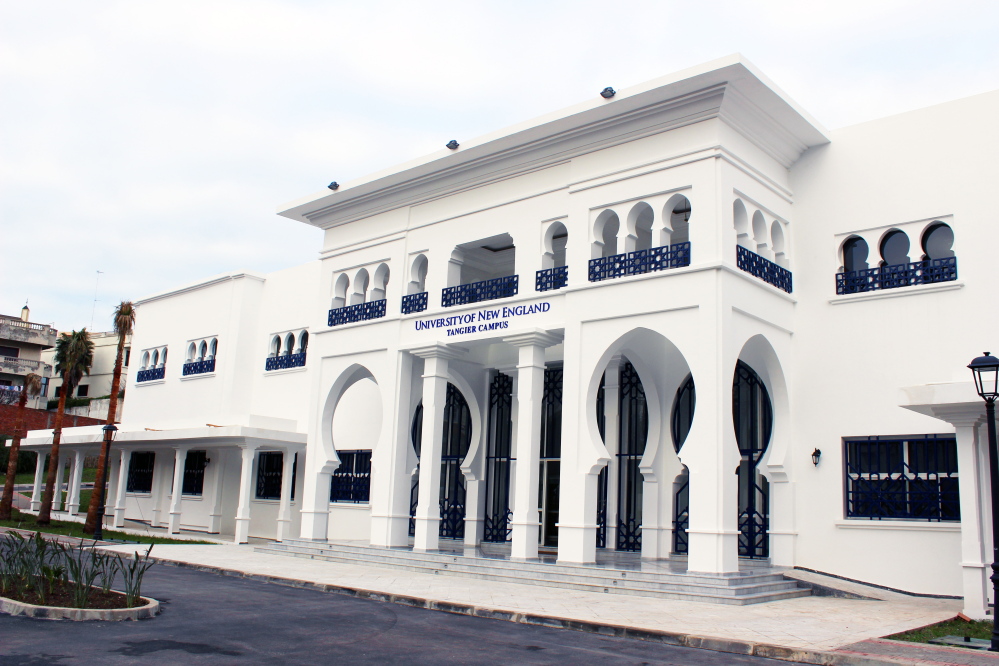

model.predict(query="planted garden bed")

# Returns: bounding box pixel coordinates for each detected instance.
[0,531,158,620]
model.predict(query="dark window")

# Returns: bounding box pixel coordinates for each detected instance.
[182,450,208,496]
[55,386,61,398]
[842,236,869,273]
[330,451,371,503]
[77,384,89,397]
[291,453,298,501]
[126,452,155,493]
[38,377,48,397]
[844,435,959,521]
[255,452,284,500]
[922,222,955,260]
[0,346,19,358]
[880,229,910,266]
[124,348,131,366]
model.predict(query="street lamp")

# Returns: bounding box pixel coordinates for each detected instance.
[968,351,999,651]
[93,423,118,541]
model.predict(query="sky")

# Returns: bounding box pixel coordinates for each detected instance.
[2,0,998,333]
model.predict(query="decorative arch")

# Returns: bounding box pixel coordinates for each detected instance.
[542,220,568,269]
[186,342,197,362]
[408,254,428,295]
[592,209,620,259]
[351,268,370,305]
[662,193,692,247]
[626,202,654,253]
[332,273,350,309]
[270,335,282,358]
[284,333,295,356]
[771,221,787,268]
[879,228,910,266]
[752,210,770,257]
[198,340,208,360]
[370,263,391,301]
[733,199,751,250]
[297,330,309,355]
[209,338,218,359]
[320,364,381,474]
[921,221,955,260]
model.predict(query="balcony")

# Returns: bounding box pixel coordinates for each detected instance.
[736,246,792,294]
[182,358,216,376]
[535,266,568,292]
[442,275,519,308]
[588,242,691,283]
[137,366,166,383]
[401,292,429,315]
[266,352,306,371]
[836,257,957,295]
[0,356,52,378]
[328,299,387,327]
[0,316,57,349]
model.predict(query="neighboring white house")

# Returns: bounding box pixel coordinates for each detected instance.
[42,331,131,405]
[20,55,999,616]
[0,305,55,410]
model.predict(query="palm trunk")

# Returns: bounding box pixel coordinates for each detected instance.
[36,372,70,525]
[0,389,30,520]
[83,334,126,534]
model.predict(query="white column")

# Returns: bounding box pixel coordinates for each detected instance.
[66,450,84,515]
[602,359,621,550]
[276,449,296,542]
[207,451,225,534]
[52,454,67,511]
[506,331,561,561]
[412,352,451,552]
[234,445,258,544]
[150,453,171,527]
[30,450,45,511]
[167,447,188,533]
[113,449,129,527]
[956,415,990,618]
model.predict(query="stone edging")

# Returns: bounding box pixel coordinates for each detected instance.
[153,558,902,666]
[0,594,159,621]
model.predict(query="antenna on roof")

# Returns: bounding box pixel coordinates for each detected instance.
[90,270,103,330]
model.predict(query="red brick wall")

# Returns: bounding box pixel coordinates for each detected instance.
[0,405,104,439]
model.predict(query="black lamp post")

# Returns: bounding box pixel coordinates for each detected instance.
[93,423,118,541]
[968,351,999,651]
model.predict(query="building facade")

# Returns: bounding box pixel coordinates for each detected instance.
[42,331,131,403]
[0,306,55,409]
[20,56,999,616]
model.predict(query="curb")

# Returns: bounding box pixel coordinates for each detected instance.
[0,594,159,621]
[151,557,901,666]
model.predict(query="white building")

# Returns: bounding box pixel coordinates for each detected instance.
[20,56,999,614]
[42,331,131,403]
[0,306,55,410]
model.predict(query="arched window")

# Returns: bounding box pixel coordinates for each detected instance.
[162,348,167,365]
[733,199,751,250]
[408,255,428,295]
[270,336,281,358]
[771,221,787,268]
[667,195,691,246]
[880,229,910,267]
[543,221,568,269]
[752,210,770,257]
[351,269,369,306]
[842,236,869,273]
[370,263,390,302]
[198,341,208,361]
[627,202,654,253]
[209,338,218,359]
[592,210,620,259]
[297,331,309,355]
[151,350,159,367]
[187,343,197,362]
[141,351,150,369]
[921,222,954,260]
[284,333,295,356]
[332,273,350,310]
[733,361,773,559]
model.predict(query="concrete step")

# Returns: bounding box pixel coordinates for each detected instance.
[255,541,811,605]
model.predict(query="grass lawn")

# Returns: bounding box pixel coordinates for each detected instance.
[0,507,215,545]
[887,617,993,643]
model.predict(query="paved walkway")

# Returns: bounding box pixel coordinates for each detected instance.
[97,543,975,662]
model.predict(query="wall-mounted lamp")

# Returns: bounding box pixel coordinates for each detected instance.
[446,140,459,150]
[600,87,616,99]
[811,448,822,466]
[327,182,339,191]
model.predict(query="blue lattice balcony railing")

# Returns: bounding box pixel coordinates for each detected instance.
[442,275,519,308]
[136,366,165,383]
[835,257,957,295]
[182,358,215,376]
[401,292,429,314]
[736,245,792,293]
[328,299,387,327]
[535,266,568,292]
[265,352,307,372]
[588,242,691,282]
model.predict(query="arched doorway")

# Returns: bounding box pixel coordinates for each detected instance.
[671,374,695,554]
[733,361,772,559]
[539,366,563,548]
[616,362,648,552]
[407,383,473,540]
[483,372,514,542]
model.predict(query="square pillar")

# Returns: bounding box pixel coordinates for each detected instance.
[150,452,172,527]
[276,449,297,542]
[602,358,622,550]
[30,450,44,511]
[412,354,450,552]
[207,451,225,534]
[113,449,129,527]
[168,447,189,533]
[234,445,258,544]
[52,454,67,512]
[957,417,990,618]
[506,331,562,561]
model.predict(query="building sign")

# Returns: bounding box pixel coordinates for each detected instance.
[414,302,552,337]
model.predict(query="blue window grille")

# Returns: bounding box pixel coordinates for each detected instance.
[844,435,959,521]
[265,352,306,372]
[126,452,155,493]
[588,242,691,283]
[835,257,957,295]
[736,245,792,293]
[441,275,518,308]
[182,358,215,376]
[483,372,514,543]
[401,292,428,314]
[328,299,387,327]
[330,451,372,503]
[255,451,284,500]
[535,266,568,292]
[136,367,165,383]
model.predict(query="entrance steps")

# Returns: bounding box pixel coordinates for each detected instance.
[255,539,811,605]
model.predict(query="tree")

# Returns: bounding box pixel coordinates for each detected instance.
[0,373,43,520]
[84,301,135,534]
[37,329,94,525]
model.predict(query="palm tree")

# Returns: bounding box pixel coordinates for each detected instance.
[37,329,94,525]
[0,373,43,520]
[84,301,135,534]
